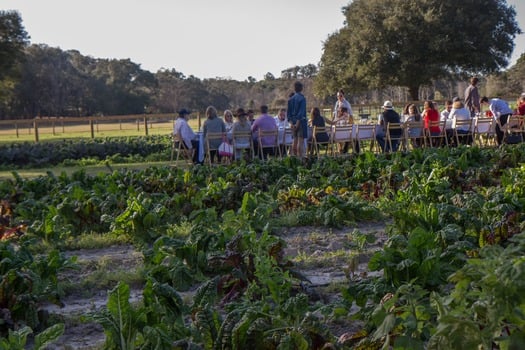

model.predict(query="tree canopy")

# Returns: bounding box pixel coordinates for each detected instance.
[315,0,522,100]
[0,10,29,78]
[0,43,325,119]
[0,10,29,110]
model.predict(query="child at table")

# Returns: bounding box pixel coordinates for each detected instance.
[325,107,354,153]
[326,107,353,126]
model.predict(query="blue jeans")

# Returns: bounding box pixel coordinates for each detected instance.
[376,132,399,152]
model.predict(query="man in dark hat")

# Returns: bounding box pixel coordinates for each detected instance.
[173,108,202,164]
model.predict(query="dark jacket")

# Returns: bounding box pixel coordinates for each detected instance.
[381,109,402,136]
[312,115,329,143]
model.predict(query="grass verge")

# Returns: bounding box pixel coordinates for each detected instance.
[0,161,186,180]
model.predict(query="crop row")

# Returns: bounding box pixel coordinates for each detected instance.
[1,144,525,348]
[0,135,170,169]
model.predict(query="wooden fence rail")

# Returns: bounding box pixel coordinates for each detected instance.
[0,104,409,143]
[0,114,179,142]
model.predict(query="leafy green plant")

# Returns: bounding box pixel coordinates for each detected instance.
[0,240,76,335]
[112,191,172,245]
[368,283,436,349]
[429,232,525,349]
[368,226,471,290]
[86,281,146,350]
[0,136,171,170]
[0,324,64,350]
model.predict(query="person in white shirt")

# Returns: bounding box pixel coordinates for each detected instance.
[448,100,472,145]
[274,108,289,129]
[440,100,453,122]
[173,108,202,164]
[223,110,234,133]
[480,96,514,145]
[333,89,353,122]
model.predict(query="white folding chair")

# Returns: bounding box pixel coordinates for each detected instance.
[404,120,425,149]
[473,117,495,147]
[331,124,354,156]
[452,119,474,146]
[355,124,377,153]
[425,120,448,147]
[257,129,281,160]
[205,132,230,165]
[281,127,293,158]
[171,134,194,165]
[311,126,332,158]
[232,130,254,161]
[499,115,524,144]
[385,122,406,152]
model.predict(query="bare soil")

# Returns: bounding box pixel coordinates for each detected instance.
[43,222,387,349]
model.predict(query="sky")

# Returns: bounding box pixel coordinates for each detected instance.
[3,0,525,81]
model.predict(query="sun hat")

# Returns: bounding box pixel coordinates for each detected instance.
[383,101,393,110]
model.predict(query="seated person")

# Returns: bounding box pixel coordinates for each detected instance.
[376,101,401,152]
[405,104,423,148]
[308,107,330,154]
[251,105,278,159]
[422,100,441,145]
[274,108,289,129]
[173,108,201,164]
[448,100,472,145]
[232,108,252,161]
[325,107,354,153]
[202,106,226,163]
[326,106,353,126]
[223,110,235,138]
[440,100,453,129]
[449,101,472,140]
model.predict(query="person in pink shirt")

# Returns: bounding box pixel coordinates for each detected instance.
[251,105,278,159]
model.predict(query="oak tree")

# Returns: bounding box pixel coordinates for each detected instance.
[0,10,29,116]
[315,0,522,100]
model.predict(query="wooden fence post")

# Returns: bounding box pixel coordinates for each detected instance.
[33,120,39,142]
[90,118,95,138]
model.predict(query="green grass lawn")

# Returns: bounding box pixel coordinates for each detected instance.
[0,161,184,180]
[0,118,199,179]
[0,117,201,144]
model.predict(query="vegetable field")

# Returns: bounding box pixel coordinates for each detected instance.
[1,137,525,349]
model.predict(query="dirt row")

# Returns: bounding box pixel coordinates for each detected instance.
[43,222,387,349]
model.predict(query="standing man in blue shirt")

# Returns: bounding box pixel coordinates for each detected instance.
[287,81,307,157]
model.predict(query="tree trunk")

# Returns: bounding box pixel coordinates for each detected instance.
[408,85,419,101]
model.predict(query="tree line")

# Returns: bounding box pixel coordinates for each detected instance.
[1,1,524,120]
[0,42,323,119]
